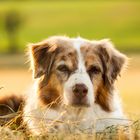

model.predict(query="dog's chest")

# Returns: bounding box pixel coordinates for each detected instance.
[42,107,95,132]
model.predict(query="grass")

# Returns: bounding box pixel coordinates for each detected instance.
[0,108,140,140]
[0,0,140,53]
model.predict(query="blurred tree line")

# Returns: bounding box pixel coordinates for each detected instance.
[4,10,23,54]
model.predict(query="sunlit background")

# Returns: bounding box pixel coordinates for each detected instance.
[0,0,140,119]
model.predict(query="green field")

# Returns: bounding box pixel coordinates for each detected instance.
[0,1,140,53]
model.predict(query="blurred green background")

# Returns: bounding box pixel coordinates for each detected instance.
[0,0,140,54]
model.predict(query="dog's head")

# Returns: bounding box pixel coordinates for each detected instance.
[29,36,127,111]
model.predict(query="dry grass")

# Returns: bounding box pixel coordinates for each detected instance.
[0,111,140,140]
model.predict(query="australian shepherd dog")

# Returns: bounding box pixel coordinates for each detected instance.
[0,36,129,135]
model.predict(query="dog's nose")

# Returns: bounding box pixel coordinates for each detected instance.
[72,84,88,98]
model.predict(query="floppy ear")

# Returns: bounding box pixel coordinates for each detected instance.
[97,39,127,84]
[28,40,57,79]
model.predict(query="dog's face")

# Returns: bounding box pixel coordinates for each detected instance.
[29,36,126,111]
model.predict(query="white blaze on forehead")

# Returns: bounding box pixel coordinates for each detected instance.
[63,37,94,106]
[72,37,86,73]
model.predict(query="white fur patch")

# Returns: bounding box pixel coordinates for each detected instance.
[63,37,94,106]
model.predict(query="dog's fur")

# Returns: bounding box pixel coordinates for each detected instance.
[0,36,129,135]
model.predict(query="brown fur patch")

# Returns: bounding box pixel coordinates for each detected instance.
[95,82,112,112]
[81,44,113,112]
[0,95,24,126]
[30,42,57,79]
[96,42,126,84]
[0,95,23,116]
[55,46,78,74]
[38,74,63,109]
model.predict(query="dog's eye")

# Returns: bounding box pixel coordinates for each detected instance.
[57,65,70,73]
[87,66,101,75]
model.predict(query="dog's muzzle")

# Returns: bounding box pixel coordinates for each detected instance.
[64,71,94,107]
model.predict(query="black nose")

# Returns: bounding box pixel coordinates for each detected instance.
[72,84,88,98]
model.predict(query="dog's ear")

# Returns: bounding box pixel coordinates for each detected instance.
[28,40,57,79]
[97,39,127,84]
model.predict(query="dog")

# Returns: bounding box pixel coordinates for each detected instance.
[0,36,129,135]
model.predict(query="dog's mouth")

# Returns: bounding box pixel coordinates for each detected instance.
[69,98,90,107]
[72,103,90,107]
